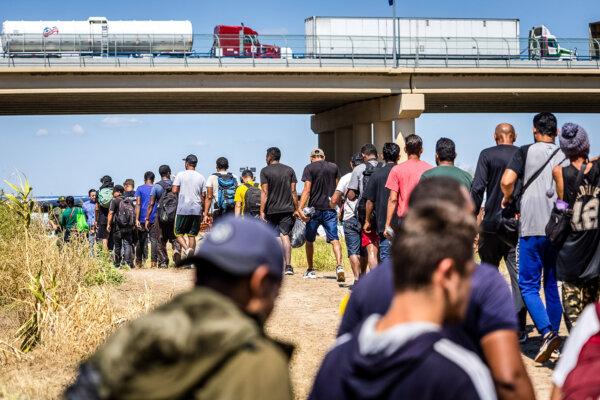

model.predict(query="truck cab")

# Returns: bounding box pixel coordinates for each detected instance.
[528,25,576,60]
[212,24,281,58]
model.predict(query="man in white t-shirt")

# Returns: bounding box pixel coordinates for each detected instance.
[205,157,238,223]
[172,154,207,259]
[330,153,364,284]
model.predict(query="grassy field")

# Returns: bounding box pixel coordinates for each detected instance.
[291,238,352,273]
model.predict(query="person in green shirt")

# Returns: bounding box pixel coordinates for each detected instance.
[60,196,84,242]
[421,137,473,190]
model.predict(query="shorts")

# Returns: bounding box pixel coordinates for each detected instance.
[306,209,339,243]
[361,229,380,248]
[175,215,201,237]
[265,212,295,236]
[342,217,361,257]
[159,220,177,242]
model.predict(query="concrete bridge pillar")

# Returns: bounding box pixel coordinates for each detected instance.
[353,123,372,154]
[318,131,335,165]
[393,119,416,163]
[334,127,354,174]
[373,121,394,154]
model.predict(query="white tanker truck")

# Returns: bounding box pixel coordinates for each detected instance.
[1,17,193,56]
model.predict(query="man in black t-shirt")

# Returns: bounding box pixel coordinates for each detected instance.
[471,123,527,341]
[107,185,135,268]
[363,143,400,262]
[260,147,299,276]
[298,148,343,282]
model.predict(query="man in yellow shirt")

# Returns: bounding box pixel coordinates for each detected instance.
[234,169,261,218]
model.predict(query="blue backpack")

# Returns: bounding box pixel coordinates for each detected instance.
[215,173,237,211]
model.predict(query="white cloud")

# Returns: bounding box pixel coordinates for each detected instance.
[35,128,48,137]
[195,140,208,148]
[72,124,85,136]
[101,116,142,128]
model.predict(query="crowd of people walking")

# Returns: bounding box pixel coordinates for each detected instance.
[57,112,600,400]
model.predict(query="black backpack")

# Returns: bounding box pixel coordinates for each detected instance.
[157,180,178,224]
[356,162,383,225]
[116,197,135,228]
[243,183,261,217]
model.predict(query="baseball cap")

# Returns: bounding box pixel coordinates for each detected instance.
[311,148,325,158]
[186,216,284,279]
[183,154,198,165]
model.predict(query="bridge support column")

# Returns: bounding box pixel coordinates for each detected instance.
[373,121,393,152]
[318,131,335,164]
[353,123,372,153]
[393,119,416,163]
[334,127,354,174]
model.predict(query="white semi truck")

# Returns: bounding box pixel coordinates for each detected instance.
[304,17,522,59]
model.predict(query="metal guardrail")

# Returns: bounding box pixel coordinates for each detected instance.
[1,34,599,69]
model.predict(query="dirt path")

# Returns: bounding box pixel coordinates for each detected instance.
[119,267,555,400]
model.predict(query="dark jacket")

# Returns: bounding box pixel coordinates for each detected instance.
[311,315,496,400]
[65,287,293,400]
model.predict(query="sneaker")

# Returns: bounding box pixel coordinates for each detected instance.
[303,270,317,279]
[284,265,294,276]
[534,331,562,363]
[518,330,528,344]
[336,266,345,283]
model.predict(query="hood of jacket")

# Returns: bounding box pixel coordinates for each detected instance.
[341,314,442,400]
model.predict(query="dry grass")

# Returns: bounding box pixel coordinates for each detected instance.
[0,180,151,399]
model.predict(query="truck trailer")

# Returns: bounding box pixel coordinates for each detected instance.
[304,16,521,59]
[1,17,193,56]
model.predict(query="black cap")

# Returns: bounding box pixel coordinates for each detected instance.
[183,154,198,165]
[186,216,283,279]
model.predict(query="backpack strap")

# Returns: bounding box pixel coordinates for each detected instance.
[521,147,561,195]
[566,163,588,206]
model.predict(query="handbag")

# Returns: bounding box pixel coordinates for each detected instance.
[495,147,561,247]
[546,163,587,247]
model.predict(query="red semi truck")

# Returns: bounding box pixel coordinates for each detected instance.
[212,24,281,58]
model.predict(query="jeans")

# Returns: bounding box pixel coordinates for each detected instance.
[154,221,180,267]
[305,209,339,242]
[136,226,158,264]
[114,229,134,268]
[88,232,96,257]
[378,233,392,261]
[342,217,361,257]
[518,236,562,336]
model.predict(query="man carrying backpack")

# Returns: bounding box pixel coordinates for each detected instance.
[206,157,238,223]
[347,143,383,270]
[234,169,261,218]
[96,175,115,252]
[108,185,135,268]
[146,165,181,268]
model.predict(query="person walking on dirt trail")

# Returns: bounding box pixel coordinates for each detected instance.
[311,200,496,400]
[206,157,238,223]
[235,169,261,218]
[65,216,293,400]
[96,175,115,252]
[107,185,135,268]
[330,153,365,284]
[145,164,181,268]
[135,171,158,268]
[173,154,207,261]
[260,147,299,276]
[298,148,343,282]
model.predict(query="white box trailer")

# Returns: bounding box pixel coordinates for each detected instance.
[305,17,521,59]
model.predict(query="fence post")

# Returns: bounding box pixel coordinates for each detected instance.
[442,37,449,67]
[349,36,355,67]
[472,38,480,67]
[317,36,322,68]
[502,37,511,67]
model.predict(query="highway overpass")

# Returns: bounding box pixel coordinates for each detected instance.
[2,64,600,171]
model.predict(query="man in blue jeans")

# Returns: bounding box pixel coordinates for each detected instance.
[502,112,567,363]
[299,148,344,282]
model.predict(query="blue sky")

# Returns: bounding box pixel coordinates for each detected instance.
[1,0,599,195]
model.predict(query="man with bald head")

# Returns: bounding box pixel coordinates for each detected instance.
[471,123,528,342]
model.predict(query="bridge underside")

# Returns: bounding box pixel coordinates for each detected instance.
[2,67,600,115]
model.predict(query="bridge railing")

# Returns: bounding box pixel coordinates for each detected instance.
[0,34,598,68]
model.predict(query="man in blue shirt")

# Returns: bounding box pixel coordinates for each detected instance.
[82,189,97,255]
[338,177,534,400]
[311,200,495,400]
[135,171,158,268]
